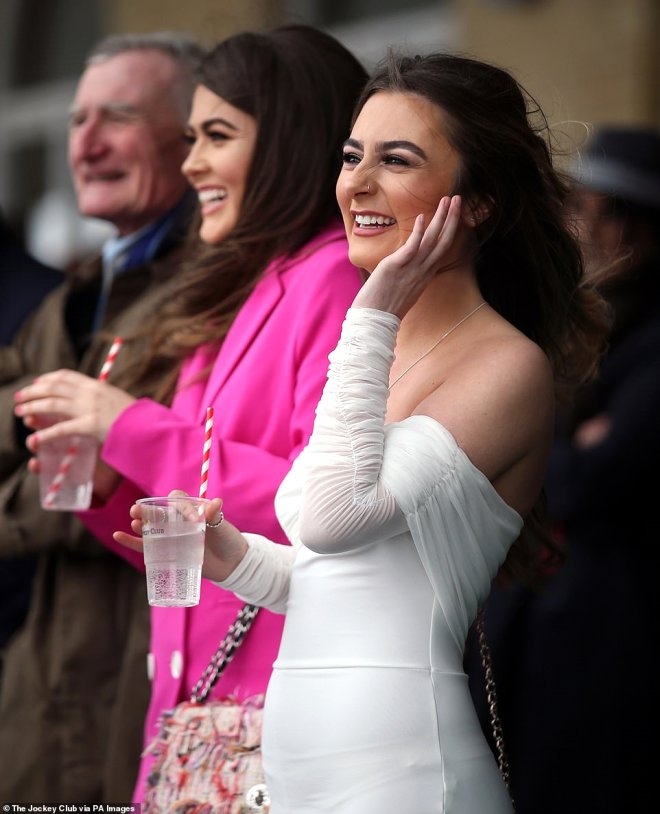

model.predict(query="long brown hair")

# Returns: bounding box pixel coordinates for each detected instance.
[119,26,367,402]
[356,53,610,585]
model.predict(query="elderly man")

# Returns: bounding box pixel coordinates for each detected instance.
[0,32,201,804]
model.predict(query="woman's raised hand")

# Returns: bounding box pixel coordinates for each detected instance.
[353,195,463,318]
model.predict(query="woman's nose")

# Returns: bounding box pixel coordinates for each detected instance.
[346,166,375,198]
[181,140,206,179]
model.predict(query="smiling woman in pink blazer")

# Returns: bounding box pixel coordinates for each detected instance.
[81,225,360,798]
[15,27,366,802]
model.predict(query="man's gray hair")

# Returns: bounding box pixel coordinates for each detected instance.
[85,31,205,118]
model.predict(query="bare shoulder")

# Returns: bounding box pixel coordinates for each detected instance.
[421,326,554,415]
[415,326,555,486]
[468,330,554,402]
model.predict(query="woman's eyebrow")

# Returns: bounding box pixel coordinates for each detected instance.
[201,117,239,131]
[379,140,427,160]
[343,138,362,150]
[342,137,427,160]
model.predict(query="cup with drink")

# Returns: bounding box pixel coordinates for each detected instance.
[37,337,123,512]
[138,406,215,607]
[39,435,99,510]
[138,495,209,607]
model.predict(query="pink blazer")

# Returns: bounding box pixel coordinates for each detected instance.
[79,224,362,801]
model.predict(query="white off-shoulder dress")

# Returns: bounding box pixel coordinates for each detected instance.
[221,308,523,813]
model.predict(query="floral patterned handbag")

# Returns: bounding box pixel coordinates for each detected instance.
[142,604,270,814]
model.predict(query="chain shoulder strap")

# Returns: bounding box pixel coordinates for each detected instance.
[190,603,260,704]
[476,607,513,802]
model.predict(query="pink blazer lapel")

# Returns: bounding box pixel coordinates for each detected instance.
[198,264,285,421]
[196,226,347,423]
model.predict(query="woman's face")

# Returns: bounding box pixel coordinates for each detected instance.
[336,91,461,272]
[182,84,258,245]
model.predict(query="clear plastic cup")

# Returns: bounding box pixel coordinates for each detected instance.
[38,435,98,511]
[137,496,208,607]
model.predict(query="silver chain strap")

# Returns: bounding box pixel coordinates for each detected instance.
[190,603,260,704]
[476,606,513,803]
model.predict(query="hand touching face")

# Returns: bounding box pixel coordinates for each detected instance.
[352,195,464,318]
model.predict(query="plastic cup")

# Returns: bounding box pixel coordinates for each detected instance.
[137,496,209,607]
[38,435,98,511]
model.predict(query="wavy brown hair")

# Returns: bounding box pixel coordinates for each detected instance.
[357,53,610,586]
[117,26,367,402]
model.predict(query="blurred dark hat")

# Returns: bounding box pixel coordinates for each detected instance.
[573,125,660,208]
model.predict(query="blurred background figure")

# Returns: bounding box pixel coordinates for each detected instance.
[467,125,660,814]
[0,209,63,677]
[0,211,64,345]
[0,32,201,805]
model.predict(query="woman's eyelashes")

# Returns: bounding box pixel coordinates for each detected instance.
[383,154,409,166]
[340,150,411,168]
[341,150,361,166]
[207,129,231,143]
[183,128,232,146]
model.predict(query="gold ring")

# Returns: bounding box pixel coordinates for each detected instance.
[206,510,224,528]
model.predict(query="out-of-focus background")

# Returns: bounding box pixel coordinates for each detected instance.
[2,0,658,268]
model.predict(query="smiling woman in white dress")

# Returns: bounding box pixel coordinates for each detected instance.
[118,52,607,813]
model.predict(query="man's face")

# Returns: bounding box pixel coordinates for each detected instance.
[68,50,191,236]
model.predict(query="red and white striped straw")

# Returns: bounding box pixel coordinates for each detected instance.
[199,406,214,499]
[98,337,123,381]
[43,440,80,507]
[44,337,124,508]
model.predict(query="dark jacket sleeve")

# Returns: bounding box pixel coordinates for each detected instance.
[0,284,87,557]
[545,317,660,520]
[0,253,182,558]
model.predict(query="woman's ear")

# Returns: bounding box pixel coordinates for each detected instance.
[463,197,493,228]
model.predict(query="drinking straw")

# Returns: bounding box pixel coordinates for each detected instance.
[98,336,124,382]
[199,406,214,499]
[43,337,123,507]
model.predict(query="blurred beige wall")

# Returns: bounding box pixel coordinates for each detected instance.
[108,0,286,43]
[459,0,660,140]
[106,0,660,134]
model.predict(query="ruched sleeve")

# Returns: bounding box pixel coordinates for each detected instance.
[218,534,296,615]
[223,307,523,644]
[298,307,523,649]
[298,308,405,552]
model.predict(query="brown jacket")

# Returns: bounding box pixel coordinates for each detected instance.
[0,242,185,804]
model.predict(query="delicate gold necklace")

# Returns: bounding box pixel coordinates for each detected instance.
[388,301,486,391]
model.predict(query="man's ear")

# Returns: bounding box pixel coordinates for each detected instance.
[462,197,493,228]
